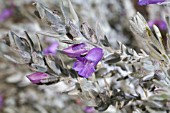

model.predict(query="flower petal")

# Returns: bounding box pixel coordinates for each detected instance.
[73,59,85,72]
[72,48,103,78]
[85,47,103,65]
[63,43,88,58]
[84,107,95,113]
[73,58,95,78]
[43,42,58,55]
[0,8,13,22]
[78,63,95,78]
[148,20,167,30]
[0,95,3,110]
[26,72,48,84]
[138,0,165,5]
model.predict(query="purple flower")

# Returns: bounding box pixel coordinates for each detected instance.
[63,43,88,58]
[26,72,48,84]
[138,0,165,5]
[43,42,58,56]
[148,19,167,30]
[83,107,95,113]
[0,95,3,110]
[73,48,103,78]
[0,8,14,22]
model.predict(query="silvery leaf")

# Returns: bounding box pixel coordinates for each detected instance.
[100,35,111,47]
[153,25,166,54]
[40,76,60,85]
[35,2,66,34]
[24,31,34,53]
[61,0,79,26]
[81,22,92,39]
[51,23,66,35]
[1,43,31,64]
[44,8,61,25]
[129,72,143,78]
[154,70,166,80]
[104,56,121,64]
[145,100,170,110]
[142,72,154,81]
[67,89,80,95]
[35,34,43,52]
[60,0,86,39]
[79,91,92,100]
[149,94,170,101]
[130,13,168,63]
[31,51,47,72]
[44,55,61,74]
[35,2,60,24]
[34,2,45,19]
[59,39,78,44]
[66,21,81,39]
[79,79,98,92]
[31,52,44,65]
[147,42,165,61]
[67,0,79,26]
[8,31,31,52]
[62,81,79,95]
[30,63,47,72]
[166,34,170,54]
[6,72,23,83]
[81,22,98,43]
[95,68,107,76]
[96,23,110,46]
[88,89,98,98]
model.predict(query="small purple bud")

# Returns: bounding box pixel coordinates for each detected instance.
[138,0,165,5]
[148,19,167,30]
[0,8,14,22]
[83,107,95,113]
[0,95,3,110]
[63,43,88,58]
[43,42,58,56]
[73,48,103,78]
[26,72,48,84]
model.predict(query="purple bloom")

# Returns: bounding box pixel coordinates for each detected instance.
[0,8,14,22]
[43,42,58,56]
[83,107,95,113]
[73,48,103,78]
[63,43,88,58]
[0,95,3,110]
[148,19,167,30]
[138,0,165,5]
[26,72,48,84]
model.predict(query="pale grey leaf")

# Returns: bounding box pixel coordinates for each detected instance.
[30,63,47,72]
[1,43,31,64]
[44,55,61,74]
[31,52,44,65]
[40,76,60,85]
